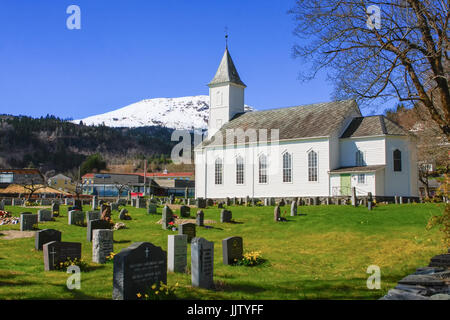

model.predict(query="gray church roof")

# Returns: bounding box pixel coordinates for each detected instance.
[208,48,246,87]
[202,100,360,147]
[340,116,407,138]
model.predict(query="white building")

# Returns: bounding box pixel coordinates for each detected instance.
[194,48,419,199]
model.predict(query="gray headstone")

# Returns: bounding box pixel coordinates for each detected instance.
[87,219,111,242]
[220,209,232,223]
[168,234,187,273]
[206,198,214,207]
[38,209,52,222]
[222,236,243,265]
[20,213,37,231]
[68,210,84,226]
[179,223,196,243]
[111,202,119,211]
[368,201,373,211]
[290,201,297,216]
[351,188,357,207]
[399,196,403,204]
[191,237,214,289]
[394,196,399,204]
[180,205,190,218]
[225,197,231,206]
[112,242,167,300]
[86,211,101,224]
[274,206,280,222]
[43,241,81,271]
[217,202,224,209]
[196,210,204,226]
[0,199,4,211]
[147,203,157,214]
[92,229,114,264]
[35,229,62,250]
[91,196,98,210]
[162,206,174,230]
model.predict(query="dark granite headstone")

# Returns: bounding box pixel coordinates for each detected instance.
[68,210,84,225]
[274,206,281,222]
[220,209,232,223]
[196,198,206,209]
[87,219,111,242]
[180,205,190,218]
[112,242,167,300]
[162,206,174,230]
[86,211,101,224]
[20,213,37,231]
[147,203,157,214]
[51,203,60,217]
[35,229,62,250]
[191,237,214,289]
[222,236,243,265]
[179,223,196,243]
[43,241,81,271]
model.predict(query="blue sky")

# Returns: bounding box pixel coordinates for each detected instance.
[0,0,385,119]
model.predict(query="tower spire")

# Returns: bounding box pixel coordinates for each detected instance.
[225,26,228,49]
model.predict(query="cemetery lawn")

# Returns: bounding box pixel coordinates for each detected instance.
[0,202,446,300]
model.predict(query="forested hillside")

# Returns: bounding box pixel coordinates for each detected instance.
[0,115,177,174]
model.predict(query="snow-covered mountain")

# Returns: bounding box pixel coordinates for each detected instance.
[73,95,254,130]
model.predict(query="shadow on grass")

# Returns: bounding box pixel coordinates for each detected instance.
[202,226,223,230]
[61,285,110,300]
[114,240,131,244]
[228,221,243,224]
[0,272,39,287]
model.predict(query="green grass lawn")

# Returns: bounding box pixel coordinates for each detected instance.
[0,202,446,300]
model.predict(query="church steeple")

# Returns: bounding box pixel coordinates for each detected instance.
[208,48,246,88]
[207,46,246,138]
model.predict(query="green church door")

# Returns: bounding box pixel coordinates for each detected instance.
[340,174,351,196]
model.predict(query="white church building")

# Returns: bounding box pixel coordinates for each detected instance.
[194,48,419,200]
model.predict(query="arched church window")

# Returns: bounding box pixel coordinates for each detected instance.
[236,156,244,185]
[393,149,402,172]
[308,150,318,182]
[215,158,223,185]
[283,152,292,183]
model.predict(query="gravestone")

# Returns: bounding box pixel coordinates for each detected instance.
[279,198,285,206]
[351,187,357,207]
[86,211,101,224]
[38,209,52,222]
[112,242,167,300]
[179,223,196,243]
[245,196,250,206]
[191,237,214,289]
[68,210,84,226]
[87,219,111,242]
[206,198,214,207]
[274,206,281,222]
[220,209,232,223]
[131,198,137,207]
[233,197,237,206]
[184,187,189,199]
[394,196,399,204]
[119,208,131,220]
[12,198,22,206]
[407,198,411,204]
[92,196,98,210]
[111,203,119,211]
[225,197,231,206]
[92,229,114,264]
[180,205,190,218]
[217,202,224,209]
[168,234,187,273]
[20,213,37,231]
[147,203,157,214]
[136,198,146,209]
[43,241,82,271]
[161,206,174,230]
[290,201,297,216]
[35,229,61,250]
[51,203,60,217]
[74,199,82,210]
[196,210,204,226]
[264,198,269,206]
[0,199,4,211]
[368,201,373,211]
[196,198,206,209]
[399,196,403,204]
[222,236,243,265]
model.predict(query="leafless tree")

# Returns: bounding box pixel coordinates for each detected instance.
[290,0,449,137]
[113,181,131,201]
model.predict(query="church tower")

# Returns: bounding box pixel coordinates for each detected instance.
[207,47,246,138]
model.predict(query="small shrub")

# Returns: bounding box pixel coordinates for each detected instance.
[235,251,264,267]
[54,257,90,272]
[136,281,178,300]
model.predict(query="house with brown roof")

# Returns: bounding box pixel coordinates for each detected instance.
[194,48,418,199]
